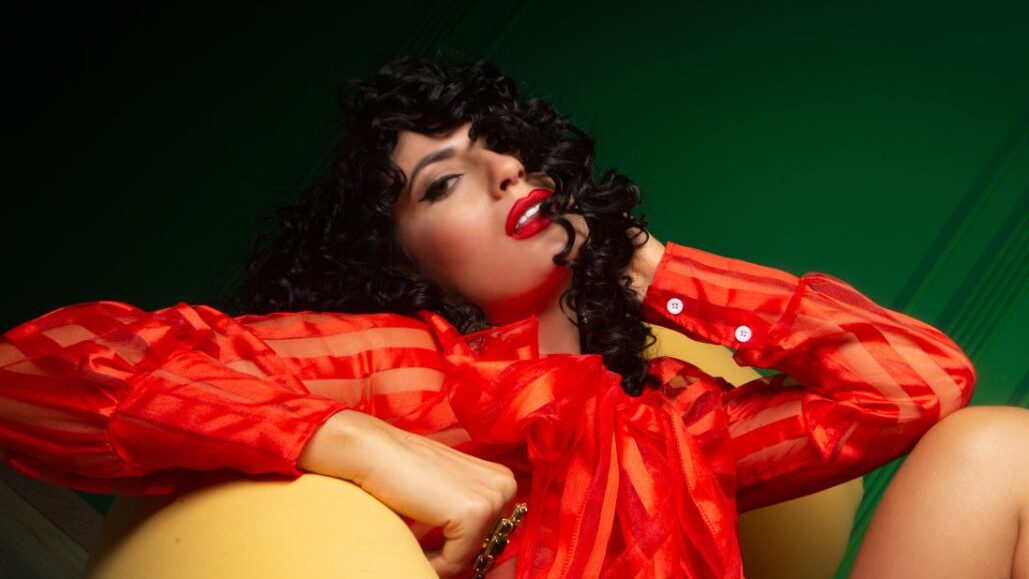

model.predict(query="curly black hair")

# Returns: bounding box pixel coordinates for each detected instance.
[231,56,661,396]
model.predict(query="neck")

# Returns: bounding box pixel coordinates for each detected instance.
[480,270,582,356]
[535,278,582,356]
[536,303,581,356]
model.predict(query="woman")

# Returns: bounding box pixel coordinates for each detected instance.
[1,56,1026,579]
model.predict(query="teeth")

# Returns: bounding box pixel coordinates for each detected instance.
[515,202,544,231]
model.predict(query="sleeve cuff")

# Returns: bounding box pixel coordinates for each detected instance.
[641,241,802,360]
[110,353,354,478]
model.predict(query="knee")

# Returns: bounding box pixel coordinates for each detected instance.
[919,405,1029,469]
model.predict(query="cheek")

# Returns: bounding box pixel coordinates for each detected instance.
[400,203,568,315]
[425,227,477,274]
[411,209,499,286]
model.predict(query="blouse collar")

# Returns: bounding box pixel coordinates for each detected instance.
[415,308,542,362]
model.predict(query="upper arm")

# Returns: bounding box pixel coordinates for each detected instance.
[234,310,447,419]
[0,302,445,494]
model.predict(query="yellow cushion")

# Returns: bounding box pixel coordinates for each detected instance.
[85,474,436,579]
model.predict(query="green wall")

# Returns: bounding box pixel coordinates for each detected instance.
[3,2,1026,577]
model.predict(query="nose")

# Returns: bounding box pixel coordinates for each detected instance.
[487,150,526,200]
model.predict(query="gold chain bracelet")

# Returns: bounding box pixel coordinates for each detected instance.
[472,502,528,579]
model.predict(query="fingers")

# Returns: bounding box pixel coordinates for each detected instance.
[626,224,654,245]
[337,412,521,578]
[427,501,495,577]
[426,476,518,578]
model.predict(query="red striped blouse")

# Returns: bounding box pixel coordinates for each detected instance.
[0,241,977,579]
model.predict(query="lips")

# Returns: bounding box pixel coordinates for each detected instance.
[506,188,554,238]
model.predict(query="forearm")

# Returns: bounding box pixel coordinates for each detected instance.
[296,409,367,481]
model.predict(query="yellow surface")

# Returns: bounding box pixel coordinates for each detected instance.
[85,474,436,579]
[86,324,861,579]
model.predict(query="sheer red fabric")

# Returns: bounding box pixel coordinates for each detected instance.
[0,241,977,578]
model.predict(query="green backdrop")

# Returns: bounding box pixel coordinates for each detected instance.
[3,2,1026,577]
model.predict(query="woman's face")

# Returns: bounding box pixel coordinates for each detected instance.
[390,122,585,325]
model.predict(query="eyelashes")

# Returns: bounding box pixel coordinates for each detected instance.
[420,174,463,202]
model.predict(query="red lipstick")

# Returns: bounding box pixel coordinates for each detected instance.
[506,188,554,239]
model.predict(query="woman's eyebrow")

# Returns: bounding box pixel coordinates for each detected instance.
[408,147,455,191]
[407,143,469,196]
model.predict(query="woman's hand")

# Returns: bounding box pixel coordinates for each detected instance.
[298,409,518,578]
[625,226,666,301]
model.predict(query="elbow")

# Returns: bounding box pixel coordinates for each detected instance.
[929,352,978,423]
[920,331,979,422]
[917,326,979,420]
[948,342,978,413]
[898,351,978,430]
[954,356,978,411]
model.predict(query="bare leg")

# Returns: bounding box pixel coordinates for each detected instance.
[850,405,1029,579]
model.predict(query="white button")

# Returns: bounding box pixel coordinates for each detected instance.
[735,325,752,342]
[666,297,683,315]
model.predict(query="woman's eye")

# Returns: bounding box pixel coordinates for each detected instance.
[421,174,462,202]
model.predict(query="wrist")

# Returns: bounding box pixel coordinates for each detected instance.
[330,409,365,444]
[297,409,369,481]
[637,235,666,298]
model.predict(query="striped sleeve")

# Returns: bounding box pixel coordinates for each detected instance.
[0,301,441,495]
[642,241,978,512]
